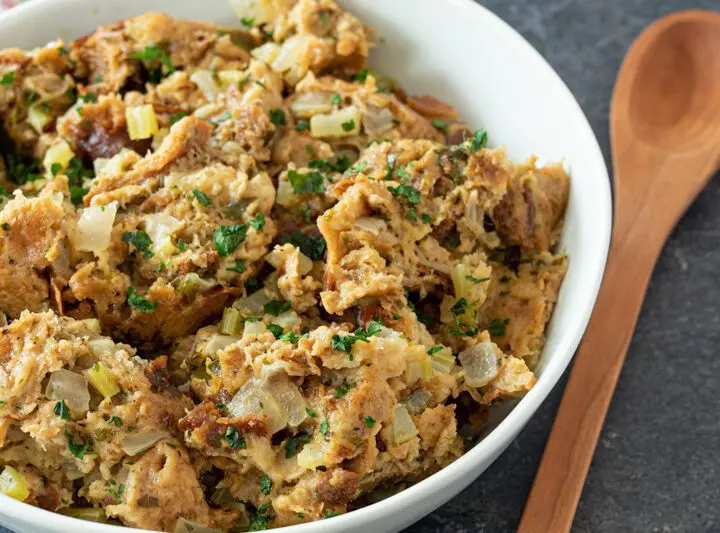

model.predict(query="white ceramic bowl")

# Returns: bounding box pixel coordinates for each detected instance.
[0,0,611,532]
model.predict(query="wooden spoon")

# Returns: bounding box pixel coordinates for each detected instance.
[518,10,720,533]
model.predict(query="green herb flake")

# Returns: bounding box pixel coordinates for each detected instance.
[466,275,490,284]
[50,162,63,176]
[122,231,154,258]
[268,108,286,126]
[288,170,325,195]
[129,45,175,78]
[351,69,369,82]
[53,400,70,420]
[406,208,417,222]
[319,420,329,436]
[107,482,125,504]
[284,433,311,458]
[330,93,342,106]
[108,415,123,427]
[177,239,188,252]
[1,223,10,231]
[391,313,401,320]
[249,213,266,231]
[421,213,433,224]
[267,324,284,339]
[363,416,376,428]
[469,129,488,152]
[279,331,300,344]
[192,188,211,207]
[281,230,326,260]
[305,408,318,418]
[323,509,341,519]
[488,318,510,336]
[241,17,256,27]
[264,300,291,316]
[169,111,189,126]
[295,119,309,131]
[334,379,355,398]
[450,297,468,316]
[1,71,15,86]
[388,184,421,205]
[127,287,157,313]
[427,346,445,355]
[431,120,449,133]
[229,259,246,274]
[249,502,272,531]
[64,430,93,459]
[341,118,356,132]
[259,474,272,495]
[225,426,247,449]
[213,224,248,256]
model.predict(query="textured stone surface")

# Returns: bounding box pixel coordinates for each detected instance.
[2,1,719,533]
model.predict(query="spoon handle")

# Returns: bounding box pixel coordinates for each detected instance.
[517,230,661,533]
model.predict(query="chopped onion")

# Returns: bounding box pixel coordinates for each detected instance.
[459,342,498,387]
[266,248,313,275]
[45,369,90,412]
[228,378,286,434]
[310,106,361,138]
[87,338,115,356]
[297,441,325,469]
[430,348,455,374]
[272,311,301,329]
[125,105,159,140]
[229,0,278,25]
[405,351,432,386]
[190,70,221,102]
[362,106,395,136]
[391,405,418,444]
[271,35,310,74]
[232,289,271,317]
[202,334,240,356]
[98,148,140,176]
[60,507,109,523]
[217,70,248,88]
[43,140,74,174]
[74,202,118,254]
[276,178,297,207]
[122,431,171,456]
[353,217,387,236]
[174,518,222,533]
[81,319,102,335]
[28,103,52,134]
[290,93,333,118]
[93,158,109,175]
[242,320,267,338]
[263,373,307,427]
[250,43,280,65]
[144,213,181,251]
[404,389,432,414]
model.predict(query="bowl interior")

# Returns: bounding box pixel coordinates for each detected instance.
[0,0,611,532]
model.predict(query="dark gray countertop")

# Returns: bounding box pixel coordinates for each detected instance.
[3,1,719,533]
[412,1,720,532]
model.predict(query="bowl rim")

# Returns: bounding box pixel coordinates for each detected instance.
[0,0,612,531]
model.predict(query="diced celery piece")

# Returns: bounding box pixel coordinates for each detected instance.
[85,362,121,399]
[28,103,51,134]
[125,104,159,140]
[0,466,30,501]
[61,507,111,523]
[219,307,244,336]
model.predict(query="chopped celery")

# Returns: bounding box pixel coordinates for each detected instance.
[0,466,30,501]
[28,102,51,134]
[219,307,244,336]
[85,362,121,399]
[125,104,159,140]
[61,507,110,523]
[43,140,74,174]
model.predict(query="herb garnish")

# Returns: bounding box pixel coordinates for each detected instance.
[127,287,157,313]
[122,231,154,258]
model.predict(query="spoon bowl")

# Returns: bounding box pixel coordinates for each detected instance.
[520,10,720,533]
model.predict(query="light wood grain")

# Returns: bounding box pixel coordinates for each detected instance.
[518,10,720,533]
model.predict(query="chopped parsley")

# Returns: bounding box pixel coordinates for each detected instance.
[308,155,351,173]
[249,213,266,231]
[391,313,401,320]
[213,224,248,256]
[241,17,256,27]
[108,415,123,427]
[1,71,15,86]
[3,152,42,185]
[334,379,355,398]
[264,300,291,316]
[78,92,97,104]
[127,287,157,313]
[177,239,188,252]
[388,184,421,205]
[351,69,369,82]
[319,420,329,437]
[421,213,433,224]
[225,427,247,449]
[279,331,300,344]
[169,111,189,126]
[466,275,490,284]
[431,120,449,133]
[268,108,286,126]
[363,416,376,428]
[192,188,211,207]
[122,231,154,258]
[106,481,125,503]
[330,93,342,106]
[427,346,445,355]
[341,118,356,132]
[488,318,510,336]
[288,170,325,194]
[305,408,318,418]
[450,297,469,316]
[1,223,9,231]
[53,400,69,420]
[50,162,63,176]
[267,324,284,339]
[469,128,488,152]
[129,45,175,81]
[228,260,246,274]
[331,320,383,354]
[64,430,94,459]
[323,509,341,519]
[395,166,413,182]
[284,432,311,458]
[295,119,309,131]
[249,503,272,531]
[259,474,272,495]
[281,230,326,260]
[406,208,417,222]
